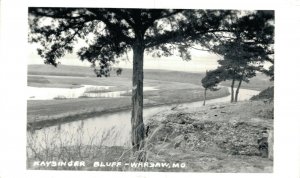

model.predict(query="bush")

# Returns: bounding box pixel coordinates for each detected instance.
[250,86,274,101]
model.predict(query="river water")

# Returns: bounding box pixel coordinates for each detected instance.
[27,87,259,151]
[28,85,157,100]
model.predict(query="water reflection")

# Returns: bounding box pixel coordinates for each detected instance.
[27,87,259,150]
[27,85,157,100]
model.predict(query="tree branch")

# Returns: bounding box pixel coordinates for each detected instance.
[28,7,95,20]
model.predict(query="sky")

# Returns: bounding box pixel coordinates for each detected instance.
[28,44,221,73]
[27,9,274,73]
[27,9,224,73]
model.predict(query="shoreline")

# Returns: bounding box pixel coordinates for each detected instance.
[27,93,230,131]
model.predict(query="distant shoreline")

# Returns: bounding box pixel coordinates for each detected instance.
[27,92,230,131]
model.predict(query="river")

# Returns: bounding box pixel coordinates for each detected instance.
[28,85,158,100]
[27,87,259,151]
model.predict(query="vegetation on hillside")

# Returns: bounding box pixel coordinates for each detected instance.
[28,64,273,90]
[250,86,274,101]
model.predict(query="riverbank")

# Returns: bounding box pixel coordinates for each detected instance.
[27,87,229,130]
[27,99,273,172]
[27,64,273,131]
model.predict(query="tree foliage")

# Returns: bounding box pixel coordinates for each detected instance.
[201,69,223,91]
[28,8,235,76]
[203,10,274,102]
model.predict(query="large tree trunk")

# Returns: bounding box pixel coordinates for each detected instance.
[131,37,145,157]
[234,78,243,102]
[203,88,207,106]
[230,78,235,103]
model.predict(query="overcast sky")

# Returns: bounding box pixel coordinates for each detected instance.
[28,44,221,73]
[27,10,223,73]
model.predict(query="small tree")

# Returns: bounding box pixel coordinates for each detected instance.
[217,53,260,102]
[201,69,224,105]
[211,10,274,102]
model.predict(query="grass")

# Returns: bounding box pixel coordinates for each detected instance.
[251,86,274,101]
[27,100,273,172]
[143,100,273,172]
[221,76,273,91]
[28,75,131,89]
[27,126,132,171]
[28,65,96,77]
[27,64,272,130]
[27,64,275,132]
[27,76,50,84]
[28,64,273,90]
[27,87,230,130]
[27,97,132,129]
[27,65,231,129]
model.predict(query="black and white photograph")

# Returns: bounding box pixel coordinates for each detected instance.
[26,7,274,172]
[0,0,300,177]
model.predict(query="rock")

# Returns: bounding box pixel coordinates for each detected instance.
[173,135,184,149]
[210,105,225,109]
[171,105,179,110]
[174,142,181,149]
[178,119,186,124]
[210,106,218,109]
[257,137,268,158]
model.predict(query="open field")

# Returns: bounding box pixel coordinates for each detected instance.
[28,64,273,90]
[28,64,96,77]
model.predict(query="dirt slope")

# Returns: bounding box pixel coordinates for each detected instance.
[144,100,274,172]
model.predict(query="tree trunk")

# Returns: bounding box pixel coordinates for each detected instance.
[231,78,235,103]
[203,88,207,106]
[234,78,243,102]
[131,37,145,157]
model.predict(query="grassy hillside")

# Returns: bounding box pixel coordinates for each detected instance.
[28,64,273,90]
[28,64,207,84]
[251,86,274,101]
[28,64,96,77]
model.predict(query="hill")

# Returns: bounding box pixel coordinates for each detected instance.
[28,64,273,90]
